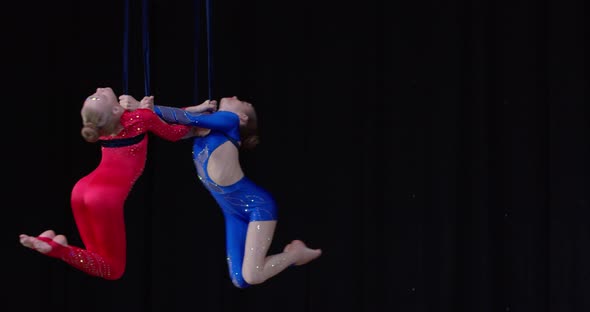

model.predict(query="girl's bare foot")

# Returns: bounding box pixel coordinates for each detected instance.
[19,230,68,254]
[20,234,52,254]
[284,239,322,266]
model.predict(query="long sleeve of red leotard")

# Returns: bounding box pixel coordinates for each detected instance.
[139,108,191,140]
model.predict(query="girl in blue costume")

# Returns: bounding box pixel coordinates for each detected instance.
[121,95,322,288]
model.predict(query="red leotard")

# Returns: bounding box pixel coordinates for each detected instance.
[41,109,190,280]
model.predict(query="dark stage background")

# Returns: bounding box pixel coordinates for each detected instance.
[4,0,588,311]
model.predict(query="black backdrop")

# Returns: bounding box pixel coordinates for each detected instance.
[4,0,588,311]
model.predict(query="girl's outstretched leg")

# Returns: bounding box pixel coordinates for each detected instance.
[241,221,322,285]
[19,229,121,280]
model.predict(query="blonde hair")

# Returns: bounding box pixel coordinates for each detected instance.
[80,103,109,143]
[81,121,100,143]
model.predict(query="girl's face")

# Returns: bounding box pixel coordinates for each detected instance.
[219,96,254,115]
[84,87,118,110]
[86,87,119,106]
[81,87,121,131]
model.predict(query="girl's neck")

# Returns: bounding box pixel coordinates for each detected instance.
[102,117,123,137]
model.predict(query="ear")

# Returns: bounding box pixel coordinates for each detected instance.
[112,105,123,115]
[238,112,249,125]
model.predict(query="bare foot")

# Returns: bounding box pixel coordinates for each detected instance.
[19,230,68,254]
[20,234,52,253]
[53,235,68,246]
[284,240,322,266]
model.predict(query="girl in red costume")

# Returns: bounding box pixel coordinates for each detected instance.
[19,87,214,280]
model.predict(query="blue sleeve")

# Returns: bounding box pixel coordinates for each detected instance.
[153,105,239,132]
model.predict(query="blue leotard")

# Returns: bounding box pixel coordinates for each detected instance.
[154,106,277,288]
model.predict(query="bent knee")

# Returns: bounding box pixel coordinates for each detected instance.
[104,274,123,281]
[101,263,126,281]
[231,274,251,289]
[242,269,266,286]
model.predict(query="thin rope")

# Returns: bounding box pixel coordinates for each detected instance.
[193,0,201,103]
[122,0,151,96]
[122,0,130,94]
[195,0,213,102]
[142,0,151,96]
[205,0,213,100]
